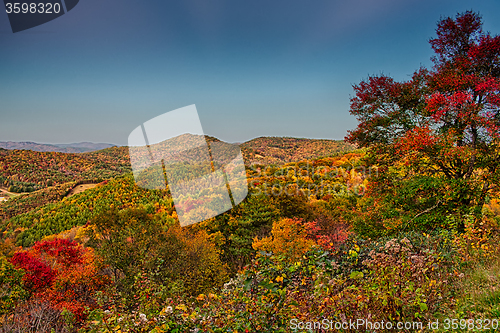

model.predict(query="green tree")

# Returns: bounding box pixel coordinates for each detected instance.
[86,208,227,306]
[197,192,280,272]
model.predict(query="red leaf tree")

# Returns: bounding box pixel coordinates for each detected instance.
[10,252,55,292]
[10,238,109,324]
[346,11,500,233]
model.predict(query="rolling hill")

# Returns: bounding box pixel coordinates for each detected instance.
[0,136,354,193]
[240,136,355,165]
[0,147,131,192]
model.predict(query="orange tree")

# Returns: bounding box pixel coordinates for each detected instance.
[252,217,316,262]
[346,11,500,234]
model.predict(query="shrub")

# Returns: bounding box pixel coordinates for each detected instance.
[9,238,109,324]
[0,298,69,333]
[252,218,316,261]
[10,252,55,292]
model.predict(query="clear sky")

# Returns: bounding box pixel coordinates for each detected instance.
[1,0,500,145]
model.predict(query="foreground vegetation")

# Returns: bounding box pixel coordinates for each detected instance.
[1,147,499,332]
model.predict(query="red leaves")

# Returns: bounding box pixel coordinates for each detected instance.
[350,75,398,115]
[449,91,474,110]
[476,77,500,94]
[347,74,417,146]
[10,239,86,293]
[395,126,438,153]
[32,238,83,266]
[468,34,500,74]
[10,252,55,292]
[426,92,447,120]
[306,220,349,251]
[9,238,109,324]
[348,11,500,152]
[426,91,474,122]
[430,11,483,63]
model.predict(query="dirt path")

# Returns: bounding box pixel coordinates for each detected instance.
[0,183,98,199]
[66,184,98,197]
[0,187,23,198]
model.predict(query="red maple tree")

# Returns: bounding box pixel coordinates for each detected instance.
[346,11,500,232]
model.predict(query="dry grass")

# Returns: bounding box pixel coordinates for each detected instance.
[66,184,97,197]
[455,257,500,318]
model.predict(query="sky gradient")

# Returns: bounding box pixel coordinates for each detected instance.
[1,0,500,145]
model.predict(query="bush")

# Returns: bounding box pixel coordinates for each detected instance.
[0,298,70,333]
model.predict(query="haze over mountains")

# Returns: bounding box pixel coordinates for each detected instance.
[0,141,117,153]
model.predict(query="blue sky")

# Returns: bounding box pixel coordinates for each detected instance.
[1,0,500,145]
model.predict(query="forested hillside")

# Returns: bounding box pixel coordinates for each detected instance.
[0,141,116,153]
[0,137,349,194]
[0,147,131,193]
[240,136,355,165]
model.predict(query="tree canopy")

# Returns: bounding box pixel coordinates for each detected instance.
[346,11,500,232]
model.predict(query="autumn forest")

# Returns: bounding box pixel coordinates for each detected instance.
[1,11,500,333]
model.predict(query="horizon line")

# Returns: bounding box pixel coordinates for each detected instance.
[0,135,348,147]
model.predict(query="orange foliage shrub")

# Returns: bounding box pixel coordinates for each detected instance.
[252,218,316,261]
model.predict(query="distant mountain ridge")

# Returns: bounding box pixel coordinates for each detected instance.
[0,136,355,195]
[240,136,355,165]
[0,141,116,153]
[0,136,355,164]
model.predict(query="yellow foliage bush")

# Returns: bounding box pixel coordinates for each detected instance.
[252,218,316,261]
[165,224,229,297]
